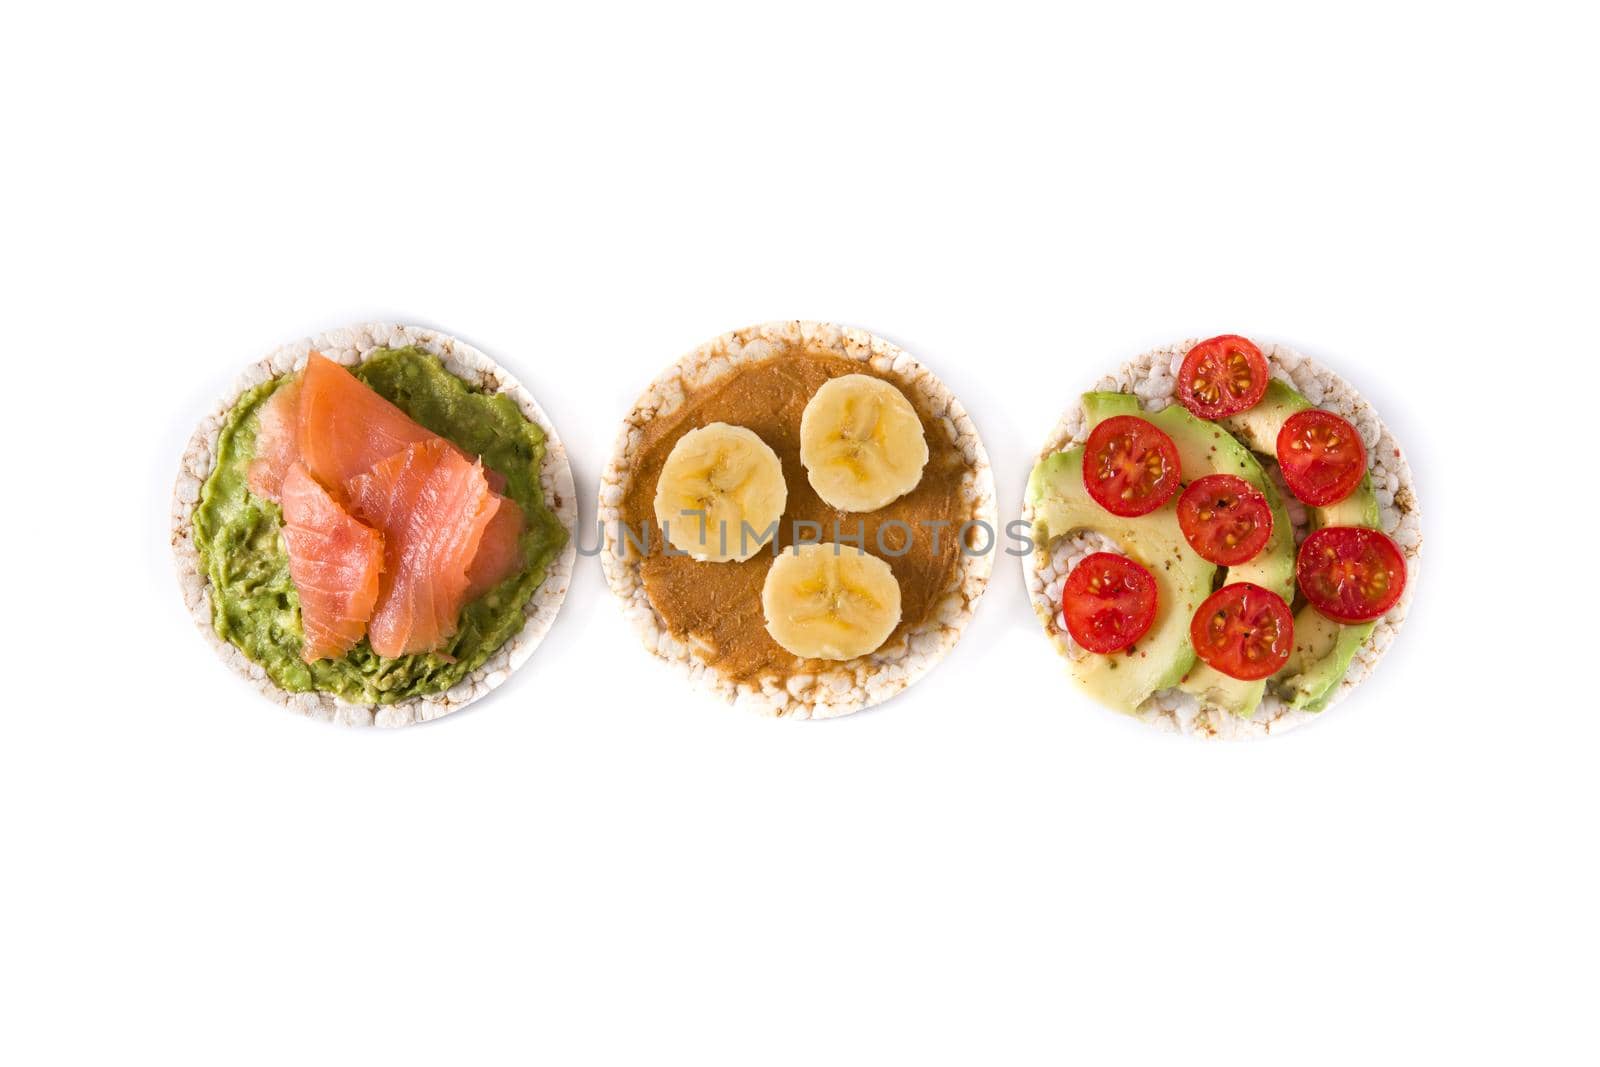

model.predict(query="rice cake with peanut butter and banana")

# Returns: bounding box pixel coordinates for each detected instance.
[599,321,995,718]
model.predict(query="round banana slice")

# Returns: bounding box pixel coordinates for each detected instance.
[653,422,787,563]
[799,374,929,512]
[762,542,903,661]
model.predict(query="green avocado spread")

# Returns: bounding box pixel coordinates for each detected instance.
[192,346,567,703]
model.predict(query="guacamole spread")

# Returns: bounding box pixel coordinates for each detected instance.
[192,346,567,703]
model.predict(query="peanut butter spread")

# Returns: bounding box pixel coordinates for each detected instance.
[619,346,977,684]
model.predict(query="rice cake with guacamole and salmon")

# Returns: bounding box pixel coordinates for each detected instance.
[172,323,575,727]
[1022,336,1420,740]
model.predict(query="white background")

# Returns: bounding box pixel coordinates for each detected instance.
[4,2,1596,1064]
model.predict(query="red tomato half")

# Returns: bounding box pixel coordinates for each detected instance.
[1189,583,1295,681]
[1177,474,1274,566]
[1082,415,1181,517]
[1177,335,1270,419]
[1061,552,1158,654]
[1296,526,1407,623]
[1276,409,1367,507]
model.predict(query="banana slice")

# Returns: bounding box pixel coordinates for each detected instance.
[799,374,929,512]
[762,542,902,660]
[654,422,787,562]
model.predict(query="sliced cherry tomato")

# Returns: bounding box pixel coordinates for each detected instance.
[1177,474,1274,566]
[1061,552,1158,654]
[1082,415,1181,517]
[1177,335,1270,419]
[1296,526,1406,623]
[1276,409,1367,506]
[1189,582,1295,681]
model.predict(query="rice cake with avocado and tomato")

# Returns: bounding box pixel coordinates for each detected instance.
[172,323,576,727]
[599,321,996,718]
[1022,336,1420,739]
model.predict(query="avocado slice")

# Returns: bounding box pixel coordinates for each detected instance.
[1179,663,1267,717]
[1276,473,1382,710]
[1277,607,1375,711]
[1215,378,1384,711]
[1027,447,1217,714]
[1218,379,1311,454]
[1079,390,1143,423]
[1310,472,1380,530]
[1080,394,1296,718]
[1145,404,1294,601]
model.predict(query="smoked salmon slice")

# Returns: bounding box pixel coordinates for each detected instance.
[346,439,499,659]
[464,495,526,601]
[280,462,385,663]
[250,352,507,501]
[297,352,438,492]
[254,352,526,658]
[246,378,301,502]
